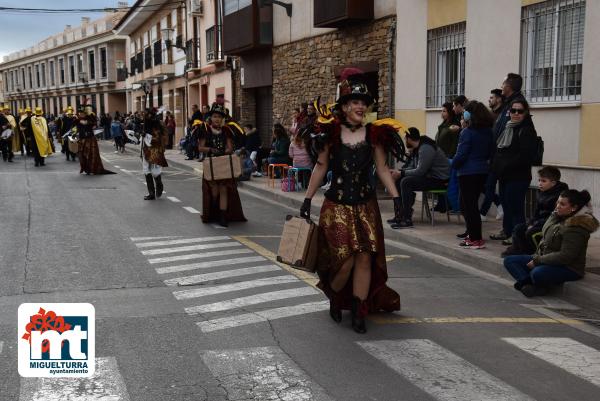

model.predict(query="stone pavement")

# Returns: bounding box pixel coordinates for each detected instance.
[156,148,600,311]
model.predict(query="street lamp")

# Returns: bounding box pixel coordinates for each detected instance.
[161,28,187,53]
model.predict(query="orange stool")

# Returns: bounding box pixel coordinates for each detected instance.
[268,164,289,187]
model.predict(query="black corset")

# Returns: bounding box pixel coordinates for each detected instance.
[206,130,226,156]
[325,139,375,205]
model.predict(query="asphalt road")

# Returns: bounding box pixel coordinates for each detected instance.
[1,144,600,401]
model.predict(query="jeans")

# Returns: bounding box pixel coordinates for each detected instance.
[503,255,581,288]
[396,176,448,221]
[499,179,530,236]
[458,174,487,241]
[480,172,500,216]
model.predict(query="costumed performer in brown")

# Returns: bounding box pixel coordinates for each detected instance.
[300,69,406,334]
[198,102,246,227]
[75,104,115,175]
[142,108,169,200]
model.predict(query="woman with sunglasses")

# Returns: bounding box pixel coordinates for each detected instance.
[491,99,538,243]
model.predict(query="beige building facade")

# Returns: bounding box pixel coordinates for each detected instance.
[0,12,128,117]
[396,0,600,208]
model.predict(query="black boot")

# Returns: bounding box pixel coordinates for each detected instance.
[144,174,155,200]
[218,210,228,227]
[329,293,342,323]
[351,296,367,334]
[154,175,163,198]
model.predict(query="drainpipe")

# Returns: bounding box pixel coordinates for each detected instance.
[387,18,396,118]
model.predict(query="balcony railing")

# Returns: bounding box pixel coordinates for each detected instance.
[206,25,223,63]
[144,47,152,70]
[153,41,162,66]
[136,53,143,74]
[130,56,137,75]
[313,0,374,28]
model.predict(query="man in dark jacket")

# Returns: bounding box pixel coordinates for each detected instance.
[502,166,568,256]
[494,73,526,140]
[390,127,450,229]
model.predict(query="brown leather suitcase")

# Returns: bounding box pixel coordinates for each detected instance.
[276,215,319,272]
[202,154,242,181]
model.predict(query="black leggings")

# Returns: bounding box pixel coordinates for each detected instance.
[458,174,487,241]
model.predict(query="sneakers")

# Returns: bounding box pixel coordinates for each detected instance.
[480,214,488,222]
[459,239,486,249]
[501,238,513,246]
[489,231,508,241]
[251,171,263,177]
[456,231,468,239]
[495,205,504,220]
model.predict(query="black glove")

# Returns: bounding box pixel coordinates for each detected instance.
[300,198,312,219]
[393,197,403,222]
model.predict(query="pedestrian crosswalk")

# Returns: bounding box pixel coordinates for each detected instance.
[131,235,327,333]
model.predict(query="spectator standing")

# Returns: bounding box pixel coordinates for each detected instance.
[451,101,495,249]
[504,189,598,297]
[289,129,313,169]
[502,167,568,257]
[494,73,526,139]
[389,127,450,229]
[489,88,504,120]
[435,102,460,158]
[185,119,201,160]
[491,99,537,241]
[202,105,211,122]
[110,117,125,153]
[165,111,176,149]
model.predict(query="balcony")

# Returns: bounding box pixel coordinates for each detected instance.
[153,41,162,66]
[186,39,200,70]
[144,47,152,70]
[222,2,272,56]
[313,0,373,28]
[206,26,224,64]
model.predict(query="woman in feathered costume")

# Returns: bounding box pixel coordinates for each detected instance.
[300,69,405,334]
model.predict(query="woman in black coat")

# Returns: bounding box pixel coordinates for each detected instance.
[491,99,537,241]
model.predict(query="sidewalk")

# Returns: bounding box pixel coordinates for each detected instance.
[162,149,600,311]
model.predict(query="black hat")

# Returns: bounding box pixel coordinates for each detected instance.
[405,127,421,141]
[336,68,373,106]
[209,103,227,117]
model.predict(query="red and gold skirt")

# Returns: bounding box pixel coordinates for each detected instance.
[316,197,400,313]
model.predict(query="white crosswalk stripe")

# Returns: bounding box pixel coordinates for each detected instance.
[202,346,334,401]
[19,357,130,401]
[358,339,533,401]
[183,206,201,214]
[0,340,3,355]
[167,196,181,203]
[140,241,242,255]
[135,236,229,248]
[197,301,329,333]
[164,265,282,286]
[185,287,319,314]
[155,255,266,274]
[130,236,181,242]
[148,248,254,264]
[503,337,600,387]
[173,276,300,300]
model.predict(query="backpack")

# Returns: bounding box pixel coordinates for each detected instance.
[532,136,544,166]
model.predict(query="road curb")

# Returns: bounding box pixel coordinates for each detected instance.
[164,155,600,312]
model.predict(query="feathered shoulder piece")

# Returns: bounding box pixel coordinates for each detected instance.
[368,118,408,162]
[307,119,341,160]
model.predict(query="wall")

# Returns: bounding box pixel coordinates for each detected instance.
[272,16,396,124]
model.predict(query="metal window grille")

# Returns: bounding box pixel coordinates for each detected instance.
[426,22,466,108]
[520,0,585,102]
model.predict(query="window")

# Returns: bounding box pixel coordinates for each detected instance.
[100,48,107,78]
[88,50,96,80]
[21,68,26,88]
[77,53,84,80]
[223,0,252,16]
[69,55,75,83]
[426,22,466,108]
[41,63,46,87]
[521,0,585,102]
[49,60,55,86]
[28,66,33,89]
[59,58,65,84]
[35,65,40,88]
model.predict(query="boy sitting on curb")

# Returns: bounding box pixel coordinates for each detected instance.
[502,166,568,257]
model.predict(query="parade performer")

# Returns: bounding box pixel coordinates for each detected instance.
[198,102,246,227]
[75,105,114,175]
[20,107,53,167]
[300,69,405,333]
[0,106,13,162]
[58,106,78,161]
[141,109,168,200]
[18,108,29,156]
[3,105,21,161]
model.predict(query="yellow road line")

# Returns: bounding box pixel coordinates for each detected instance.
[232,236,319,288]
[369,316,582,325]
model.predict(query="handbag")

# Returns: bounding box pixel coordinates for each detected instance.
[281,176,296,192]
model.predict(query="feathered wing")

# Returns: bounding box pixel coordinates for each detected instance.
[369,120,408,162]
